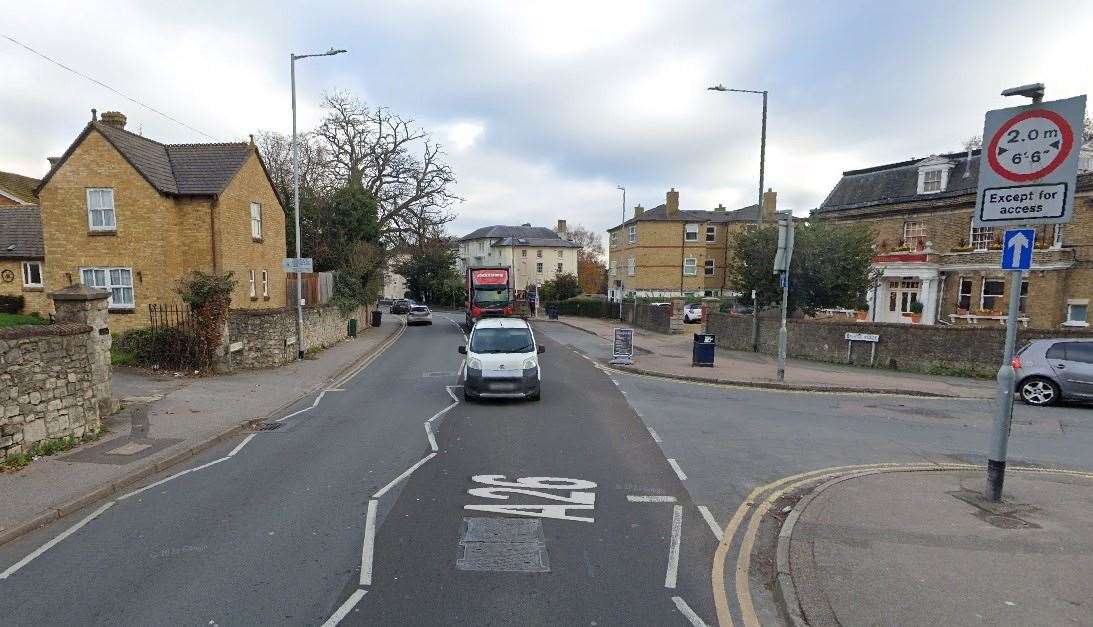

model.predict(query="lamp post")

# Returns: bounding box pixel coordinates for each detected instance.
[707,85,768,225]
[616,185,626,225]
[291,47,346,359]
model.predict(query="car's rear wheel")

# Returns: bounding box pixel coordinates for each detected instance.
[1019,376,1060,406]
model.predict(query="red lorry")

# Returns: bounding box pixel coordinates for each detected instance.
[465,267,513,329]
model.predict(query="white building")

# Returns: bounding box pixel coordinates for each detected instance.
[382,254,408,300]
[457,220,580,294]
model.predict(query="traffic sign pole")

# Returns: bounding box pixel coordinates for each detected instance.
[987,268,1023,501]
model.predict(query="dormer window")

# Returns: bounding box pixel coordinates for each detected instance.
[922,170,943,193]
[916,157,955,194]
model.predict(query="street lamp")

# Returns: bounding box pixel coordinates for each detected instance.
[615,185,626,308]
[290,47,346,359]
[707,84,768,225]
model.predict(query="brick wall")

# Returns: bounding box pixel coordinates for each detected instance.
[706,311,1093,374]
[0,324,101,458]
[226,304,372,369]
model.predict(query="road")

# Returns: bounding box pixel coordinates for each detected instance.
[1,314,1090,626]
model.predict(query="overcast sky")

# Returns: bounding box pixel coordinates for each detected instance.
[4,1,1092,239]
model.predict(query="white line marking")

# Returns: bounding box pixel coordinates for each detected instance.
[228,434,256,457]
[667,458,688,481]
[697,505,724,542]
[360,499,378,586]
[321,589,368,627]
[373,453,437,499]
[672,596,709,627]
[425,423,438,452]
[0,501,115,579]
[665,504,683,589]
[325,388,347,392]
[117,457,230,501]
[445,385,460,402]
[647,426,662,443]
[426,401,458,424]
[627,495,677,503]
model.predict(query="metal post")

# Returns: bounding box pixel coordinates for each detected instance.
[987,270,1023,501]
[757,91,767,226]
[777,272,788,381]
[291,54,304,359]
[750,289,759,352]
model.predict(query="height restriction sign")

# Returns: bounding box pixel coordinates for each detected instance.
[974,95,1086,227]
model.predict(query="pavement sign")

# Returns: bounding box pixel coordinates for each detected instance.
[1001,228,1035,270]
[610,328,634,365]
[974,95,1085,227]
[283,257,314,273]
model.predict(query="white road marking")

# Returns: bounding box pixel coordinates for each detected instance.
[426,400,459,424]
[321,589,368,627]
[672,595,709,627]
[627,495,677,503]
[697,505,724,542]
[117,457,230,501]
[646,426,663,443]
[667,458,688,481]
[227,434,256,457]
[274,389,328,423]
[325,388,347,392]
[360,499,378,586]
[373,453,437,499]
[0,501,115,579]
[425,423,438,452]
[665,504,683,589]
[445,385,460,402]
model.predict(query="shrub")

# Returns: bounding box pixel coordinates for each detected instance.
[177,271,236,369]
[114,327,200,369]
[0,294,25,314]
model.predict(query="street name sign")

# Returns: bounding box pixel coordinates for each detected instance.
[844,332,879,342]
[283,257,314,273]
[610,328,634,365]
[1001,228,1035,271]
[974,95,1085,227]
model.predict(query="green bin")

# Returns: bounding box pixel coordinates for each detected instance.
[348,318,358,337]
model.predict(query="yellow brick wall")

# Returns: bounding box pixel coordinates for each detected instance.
[213,151,287,310]
[608,218,751,294]
[0,260,50,315]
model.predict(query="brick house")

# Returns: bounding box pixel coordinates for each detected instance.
[33,110,288,331]
[0,205,48,314]
[606,188,777,300]
[814,148,1093,329]
[456,221,580,294]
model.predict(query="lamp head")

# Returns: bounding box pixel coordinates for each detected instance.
[707,84,728,92]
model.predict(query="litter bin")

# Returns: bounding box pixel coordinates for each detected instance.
[371,310,382,327]
[547,304,559,320]
[692,332,715,367]
[348,318,358,337]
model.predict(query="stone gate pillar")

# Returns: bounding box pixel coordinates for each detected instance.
[50,285,116,416]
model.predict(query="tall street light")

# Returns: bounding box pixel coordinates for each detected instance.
[707,84,768,225]
[615,185,626,308]
[291,47,346,359]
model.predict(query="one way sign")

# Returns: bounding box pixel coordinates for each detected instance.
[1001,228,1035,271]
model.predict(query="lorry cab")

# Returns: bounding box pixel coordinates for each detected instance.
[466,267,514,328]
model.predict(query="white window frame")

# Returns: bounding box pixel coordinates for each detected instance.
[902,221,926,246]
[1065,299,1089,327]
[683,257,698,276]
[980,278,1005,311]
[627,256,635,276]
[970,225,994,251]
[609,260,617,276]
[521,249,527,257]
[536,249,543,258]
[86,188,116,231]
[80,266,133,310]
[684,223,699,242]
[920,169,944,193]
[1052,225,1065,249]
[261,270,269,298]
[556,262,563,273]
[556,249,563,258]
[22,261,43,287]
[705,225,716,242]
[958,277,973,310]
[610,231,618,246]
[628,225,636,243]
[249,270,256,298]
[250,202,263,240]
[704,259,715,276]
[536,262,543,273]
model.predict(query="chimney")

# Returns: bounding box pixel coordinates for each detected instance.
[634,204,645,218]
[91,108,97,122]
[761,188,777,221]
[521,222,532,227]
[666,188,680,217]
[99,111,127,129]
[47,157,61,168]
[555,219,567,235]
[714,203,726,212]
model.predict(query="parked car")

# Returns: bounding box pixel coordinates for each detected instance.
[683,303,703,323]
[390,299,411,314]
[407,304,433,325]
[1013,338,1093,406]
[458,317,544,402]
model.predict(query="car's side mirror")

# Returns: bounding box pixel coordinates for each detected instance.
[458,345,467,354]
[538,345,546,354]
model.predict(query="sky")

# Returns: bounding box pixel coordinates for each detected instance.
[3,1,1093,240]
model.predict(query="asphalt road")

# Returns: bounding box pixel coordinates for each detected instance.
[0,314,718,626]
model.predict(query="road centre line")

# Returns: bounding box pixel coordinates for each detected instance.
[627,495,676,503]
[667,458,688,481]
[646,425,663,443]
[424,423,438,452]
[665,504,683,589]
[274,389,327,423]
[445,385,460,402]
[0,501,115,579]
[672,595,709,627]
[321,588,368,627]
[360,499,378,586]
[227,434,256,457]
[117,457,231,501]
[331,319,407,389]
[697,506,724,542]
[373,453,437,499]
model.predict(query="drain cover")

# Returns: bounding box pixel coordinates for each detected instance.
[255,422,283,431]
[456,517,549,572]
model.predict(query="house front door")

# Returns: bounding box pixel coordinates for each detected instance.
[882,279,920,323]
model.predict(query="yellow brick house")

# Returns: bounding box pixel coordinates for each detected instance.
[34,110,287,331]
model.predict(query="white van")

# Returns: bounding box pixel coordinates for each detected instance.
[458,317,544,402]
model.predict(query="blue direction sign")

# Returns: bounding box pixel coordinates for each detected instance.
[1001,228,1035,270]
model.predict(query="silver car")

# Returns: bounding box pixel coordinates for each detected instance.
[406,304,433,325]
[1014,338,1093,406]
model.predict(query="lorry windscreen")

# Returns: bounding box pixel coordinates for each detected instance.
[473,286,509,306]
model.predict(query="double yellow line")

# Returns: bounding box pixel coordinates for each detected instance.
[710,462,1093,627]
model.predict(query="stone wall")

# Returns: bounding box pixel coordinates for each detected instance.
[0,324,101,458]
[226,304,372,369]
[706,311,1093,374]
[620,302,673,334]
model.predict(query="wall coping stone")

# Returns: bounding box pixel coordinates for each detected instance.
[48,284,111,301]
[0,323,93,339]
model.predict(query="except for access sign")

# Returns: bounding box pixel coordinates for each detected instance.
[974,95,1085,227]
[1001,228,1035,271]
[283,257,314,273]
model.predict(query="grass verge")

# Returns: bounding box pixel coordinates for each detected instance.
[0,426,108,472]
[0,312,50,328]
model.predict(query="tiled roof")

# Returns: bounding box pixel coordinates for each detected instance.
[612,202,760,229]
[460,225,569,241]
[0,170,40,204]
[490,236,580,248]
[0,206,44,259]
[816,150,982,212]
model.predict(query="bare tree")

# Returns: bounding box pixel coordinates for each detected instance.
[963,135,982,151]
[565,225,605,260]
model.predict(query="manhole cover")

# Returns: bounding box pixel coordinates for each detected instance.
[456,517,549,572]
[255,422,283,431]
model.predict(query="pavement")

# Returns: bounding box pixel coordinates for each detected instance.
[782,468,1093,626]
[551,315,996,398]
[0,316,403,545]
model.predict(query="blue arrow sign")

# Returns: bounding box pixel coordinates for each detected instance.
[1001,228,1035,271]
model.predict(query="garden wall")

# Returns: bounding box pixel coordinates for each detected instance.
[226,304,372,369]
